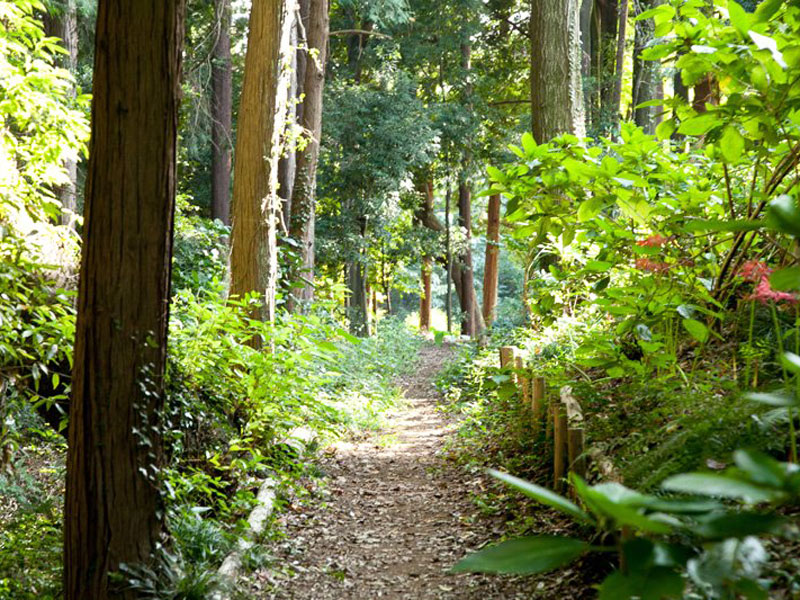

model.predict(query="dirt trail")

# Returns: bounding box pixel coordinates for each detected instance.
[252,343,539,599]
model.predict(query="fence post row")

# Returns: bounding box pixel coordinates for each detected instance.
[497,348,587,491]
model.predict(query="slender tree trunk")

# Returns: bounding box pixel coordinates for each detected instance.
[288,0,328,309]
[530,0,586,142]
[230,0,293,324]
[610,0,628,127]
[419,179,435,331]
[63,1,185,598]
[632,0,662,134]
[482,193,501,324]
[211,0,232,224]
[445,184,453,333]
[278,7,298,228]
[43,0,78,225]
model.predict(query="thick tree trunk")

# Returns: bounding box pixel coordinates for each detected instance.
[482,193,501,324]
[692,74,717,113]
[610,0,628,127]
[632,0,663,134]
[530,0,586,142]
[230,0,293,323]
[211,0,233,224]
[43,0,78,224]
[288,0,328,310]
[63,1,185,598]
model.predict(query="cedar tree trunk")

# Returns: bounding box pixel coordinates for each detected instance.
[482,193,501,324]
[63,1,185,598]
[211,0,233,224]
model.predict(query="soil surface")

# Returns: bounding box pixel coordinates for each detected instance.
[251,343,541,599]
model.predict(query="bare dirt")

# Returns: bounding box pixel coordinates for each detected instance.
[250,343,542,599]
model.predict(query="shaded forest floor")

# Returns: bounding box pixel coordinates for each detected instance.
[245,343,542,599]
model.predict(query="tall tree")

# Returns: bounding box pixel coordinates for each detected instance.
[632,0,663,134]
[530,0,586,142]
[288,0,329,309]
[609,0,628,126]
[229,0,293,323]
[418,179,435,331]
[211,0,233,224]
[63,1,185,598]
[482,193,501,324]
[43,0,78,224]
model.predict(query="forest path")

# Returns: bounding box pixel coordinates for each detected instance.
[251,343,539,599]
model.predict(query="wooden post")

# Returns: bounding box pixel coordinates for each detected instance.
[561,386,586,480]
[553,402,568,492]
[499,346,515,368]
[532,376,545,434]
[516,355,530,408]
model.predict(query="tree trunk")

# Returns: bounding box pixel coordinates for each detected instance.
[63,1,185,598]
[418,179,435,332]
[278,7,298,229]
[610,0,628,128]
[347,261,368,336]
[230,0,293,324]
[211,0,232,224]
[530,0,586,142]
[632,0,663,134]
[43,0,78,225]
[692,74,717,113]
[458,181,482,336]
[482,193,501,324]
[288,0,328,309]
[445,185,453,332]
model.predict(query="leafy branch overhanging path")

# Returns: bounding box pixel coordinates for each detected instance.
[248,344,539,599]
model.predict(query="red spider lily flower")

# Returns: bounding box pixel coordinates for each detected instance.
[635,258,669,273]
[738,260,772,283]
[746,277,798,305]
[636,234,668,248]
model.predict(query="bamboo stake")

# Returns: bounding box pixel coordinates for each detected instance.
[532,376,545,434]
[553,402,568,492]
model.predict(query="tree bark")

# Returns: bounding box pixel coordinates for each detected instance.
[230,0,293,323]
[43,0,78,225]
[692,74,717,113]
[418,179,435,332]
[278,7,298,228]
[482,193,501,324]
[211,0,233,224]
[530,0,586,142]
[416,184,484,337]
[63,1,185,598]
[288,0,328,309]
[609,0,629,127]
[632,0,663,134]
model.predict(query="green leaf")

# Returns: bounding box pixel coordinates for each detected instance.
[585,260,612,272]
[486,165,505,182]
[677,113,720,135]
[682,318,709,343]
[599,568,684,600]
[662,473,777,504]
[577,197,604,222]
[573,477,673,533]
[655,118,676,140]
[489,469,592,523]
[745,391,800,407]
[451,536,588,574]
[720,126,745,163]
[691,512,784,539]
[683,218,761,233]
[521,131,537,155]
[733,449,786,488]
[728,0,752,37]
[769,267,800,291]
[767,195,800,237]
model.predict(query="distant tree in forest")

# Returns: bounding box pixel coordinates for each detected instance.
[63,1,185,598]
[229,0,293,324]
[211,0,233,224]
